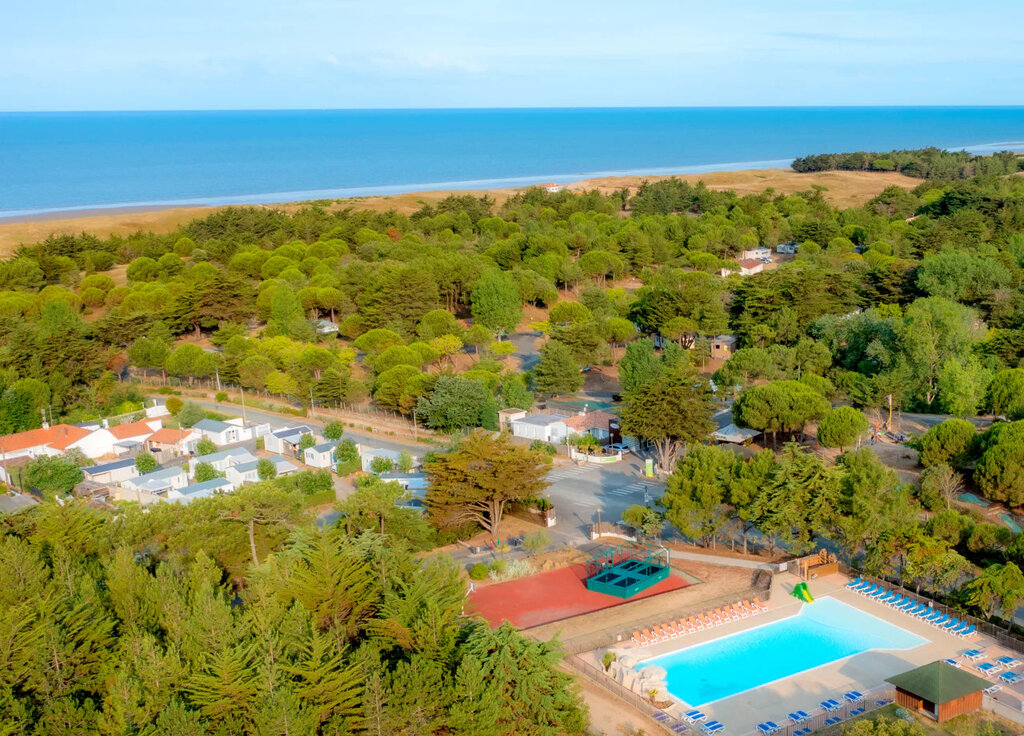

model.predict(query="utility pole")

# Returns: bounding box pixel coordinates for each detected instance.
[887,393,893,432]
[215,366,221,393]
[240,386,248,424]
[412,407,418,442]
[309,386,315,420]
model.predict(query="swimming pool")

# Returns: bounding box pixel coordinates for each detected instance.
[636,597,926,706]
[958,492,991,508]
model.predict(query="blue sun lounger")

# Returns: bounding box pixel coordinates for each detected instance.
[851,579,871,592]
[850,707,866,716]
[943,618,961,631]
[824,716,842,726]
[958,624,977,638]
[1000,672,1023,684]
[904,603,925,616]
[930,613,949,627]
[757,723,776,735]
[820,699,840,711]
[684,710,707,723]
[871,587,889,599]
[846,577,862,588]
[897,599,917,612]
[653,713,670,722]
[877,591,898,604]
[963,648,985,660]
[844,690,864,702]
[701,721,724,735]
[977,662,1001,675]
[943,658,961,668]
[887,594,905,607]
[788,711,810,723]
[670,724,689,734]
[997,655,1019,667]
[794,729,812,736]
[858,583,878,596]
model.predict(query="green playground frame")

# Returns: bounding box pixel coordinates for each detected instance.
[584,542,671,599]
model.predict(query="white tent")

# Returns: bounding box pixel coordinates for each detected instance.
[712,423,760,444]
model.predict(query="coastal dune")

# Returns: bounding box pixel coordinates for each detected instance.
[0,168,919,255]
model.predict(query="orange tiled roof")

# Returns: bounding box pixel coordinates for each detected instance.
[563,411,617,432]
[739,259,762,269]
[0,424,91,454]
[108,420,157,440]
[147,427,195,444]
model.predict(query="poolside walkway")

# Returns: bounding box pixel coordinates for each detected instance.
[599,572,1000,734]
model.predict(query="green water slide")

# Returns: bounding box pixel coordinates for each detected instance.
[792,582,814,603]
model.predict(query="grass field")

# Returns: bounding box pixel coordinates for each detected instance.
[0,168,920,256]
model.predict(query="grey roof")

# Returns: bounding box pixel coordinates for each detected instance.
[194,418,233,433]
[82,458,136,475]
[272,425,312,438]
[514,413,570,427]
[178,478,232,496]
[231,461,259,473]
[713,334,737,344]
[195,447,255,465]
[309,441,338,453]
[712,423,760,443]
[267,455,299,469]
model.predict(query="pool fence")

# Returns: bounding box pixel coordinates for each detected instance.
[839,564,1024,655]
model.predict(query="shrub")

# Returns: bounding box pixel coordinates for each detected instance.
[323,421,345,440]
[530,440,557,455]
[369,455,394,474]
[257,458,277,481]
[489,559,532,582]
[165,396,184,414]
[215,391,229,403]
[916,418,976,467]
[469,563,489,581]
[134,453,157,474]
[176,402,206,428]
[195,437,218,456]
[194,462,218,482]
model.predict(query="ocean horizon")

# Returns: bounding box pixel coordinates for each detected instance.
[2,106,1024,219]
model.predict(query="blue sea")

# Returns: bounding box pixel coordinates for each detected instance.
[2,107,1024,218]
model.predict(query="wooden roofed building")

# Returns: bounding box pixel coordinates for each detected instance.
[886,661,988,722]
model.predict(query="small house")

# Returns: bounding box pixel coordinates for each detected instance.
[190,447,257,478]
[510,413,570,443]
[361,447,414,473]
[563,410,617,442]
[738,259,764,276]
[107,418,162,449]
[710,334,737,360]
[740,247,771,261]
[303,441,338,469]
[193,419,243,446]
[225,461,260,487]
[146,427,201,456]
[122,466,189,495]
[380,472,429,510]
[264,425,317,456]
[776,241,798,254]
[498,408,527,432]
[886,661,988,723]
[81,458,139,486]
[264,455,300,477]
[166,477,233,504]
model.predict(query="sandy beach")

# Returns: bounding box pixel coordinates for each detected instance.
[0,168,919,255]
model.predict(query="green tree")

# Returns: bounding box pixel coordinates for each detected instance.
[618,338,663,395]
[300,433,316,451]
[816,406,869,452]
[195,437,218,456]
[621,505,665,539]
[974,421,1024,504]
[257,458,277,481]
[918,463,964,510]
[987,368,1024,419]
[532,341,582,395]
[660,445,734,546]
[24,455,83,497]
[177,402,207,428]
[134,453,157,474]
[916,418,976,467]
[732,380,830,449]
[966,562,1024,622]
[194,462,218,482]
[416,376,489,433]
[336,477,432,546]
[470,271,521,335]
[425,430,549,538]
[619,367,715,473]
[323,421,345,440]
[522,530,552,556]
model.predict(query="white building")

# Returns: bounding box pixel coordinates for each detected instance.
[264,455,300,477]
[510,413,570,443]
[193,417,269,446]
[264,425,317,456]
[81,458,139,486]
[167,477,233,504]
[189,447,257,478]
[380,472,429,510]
[741,247,772,261]
[360,447,417,473]
[146,427,201,456]
[122,466,189,495]
[303,441,338,469]
[225,461,260,487]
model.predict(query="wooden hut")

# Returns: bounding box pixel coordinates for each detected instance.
[886,661,988,722]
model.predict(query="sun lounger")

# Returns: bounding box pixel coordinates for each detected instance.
[788,711,808,723]
[877,591,897,604]
[794,729,812,736]
[701,721,724,735]
[820,699,839,712]
[670,724,689,734]
[943,618,960,630]
[844,690,864,702]
[997,655,1020,667]
[653,713,670,722]
[858,583,877,596]
[871,587,890,599]
[887,594,905,607]
[977,662,1003,676]
[917,606,936,619]
[897,599,917,612]
[846,576,862,588]
[824,716,841,726]
[958,624,977,638]
[963,648,984,660]
[680,618,696,634]
[684,710,706,723]
[930,613,949,627]
[943,658,961,668]
[752,597,768,611]
[985,684,1002,695]
[641,628,657,643]
[631,631,645,646]
[850,707,865,716]
[734,603,750,618]
[662,622,681,638]
[903,603,924,616]
[757,723,775,735]
[1000,672,1023,684]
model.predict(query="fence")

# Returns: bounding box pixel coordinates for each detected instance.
[554,578,772,656]
[566,655,676,735]
[984,694,1024,725]
[840,564,1024,655]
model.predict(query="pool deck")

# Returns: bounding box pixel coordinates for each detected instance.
[600,571,1024,733]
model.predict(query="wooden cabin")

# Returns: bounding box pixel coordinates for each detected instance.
[886,661,988,723]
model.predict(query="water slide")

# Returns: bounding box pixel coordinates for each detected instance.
[793,582,814,603]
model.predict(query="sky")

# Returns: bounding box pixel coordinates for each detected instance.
[3,0,1024,110]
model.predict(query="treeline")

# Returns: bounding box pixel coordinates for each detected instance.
[0,474,589,735]
[791,147,1022,179]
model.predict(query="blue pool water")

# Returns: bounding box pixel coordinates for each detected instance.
[637,597,926,706]
[1000,514,1022,533]
[959,492,992,508]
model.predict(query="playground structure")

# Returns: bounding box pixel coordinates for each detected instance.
[584,542,671,599]
[793,582,815,603]
[797,549,838,580]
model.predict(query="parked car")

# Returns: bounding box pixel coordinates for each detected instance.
[607,443,631,454]
[885,431,909,443]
